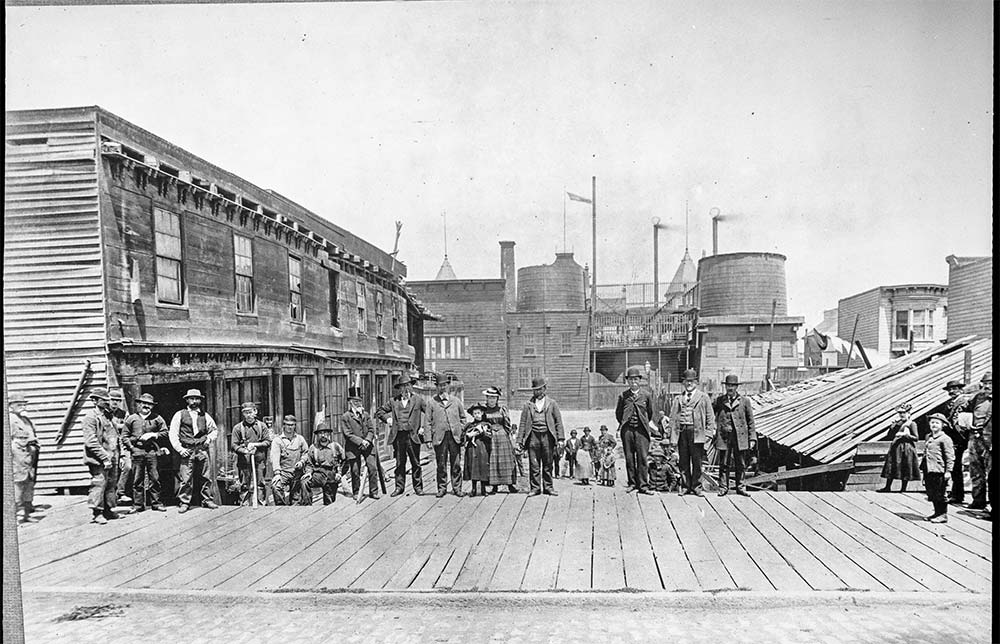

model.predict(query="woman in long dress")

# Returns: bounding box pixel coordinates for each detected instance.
[483,386,519,494]
[878,403,921,492]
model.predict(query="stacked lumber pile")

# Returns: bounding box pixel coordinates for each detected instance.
[748,336,992,464]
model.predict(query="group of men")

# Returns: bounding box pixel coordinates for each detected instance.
[614,367,756,497]
[939,371,993,519]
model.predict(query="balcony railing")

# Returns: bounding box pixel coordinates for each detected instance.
[593,310,695,348]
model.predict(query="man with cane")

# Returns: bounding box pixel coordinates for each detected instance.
[232,401,271,506]
[342,386,381,501]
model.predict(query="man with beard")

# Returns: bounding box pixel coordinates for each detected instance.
[231,402,271,506]
[615,366,658,494]
[425,374,467,498]
[121,393,169,512]
[168,388,220,513]
[342,388,381,500]
[375,374,426,496]
[9,394,40,523]
[269,415,310,505]
[668,369,716,497]
[299,424,345,505]
[518,377,564,497]
[82,388,122,524]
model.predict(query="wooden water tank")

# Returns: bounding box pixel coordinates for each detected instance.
[516,252,586,311]
[697,252,788,317]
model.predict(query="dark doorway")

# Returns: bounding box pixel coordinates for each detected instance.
[281,375,314,442]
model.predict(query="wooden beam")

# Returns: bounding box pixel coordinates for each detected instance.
[744,461,854,487]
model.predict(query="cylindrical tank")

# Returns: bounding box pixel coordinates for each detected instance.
[697,252,788,316]
[517,252,585,311]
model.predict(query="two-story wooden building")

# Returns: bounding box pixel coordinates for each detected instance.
[4,106,435,492]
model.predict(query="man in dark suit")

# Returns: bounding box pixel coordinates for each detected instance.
[424,374,467,498]
[714,374,756,496]
[518,377,565,496]
[341,387,380,500]
[615,366,658,494]
[375,373,427,496]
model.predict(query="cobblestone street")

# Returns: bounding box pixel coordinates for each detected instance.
[21,589,993,644]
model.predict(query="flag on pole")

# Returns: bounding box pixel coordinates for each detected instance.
[567,191,592,204]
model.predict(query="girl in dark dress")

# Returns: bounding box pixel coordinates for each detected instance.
[483,386,518,494]
[463,403,492,496]
[878,403,921,492]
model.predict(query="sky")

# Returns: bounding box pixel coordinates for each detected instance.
[5,0,993,329]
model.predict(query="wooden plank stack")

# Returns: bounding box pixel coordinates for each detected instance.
[749,336,991,464]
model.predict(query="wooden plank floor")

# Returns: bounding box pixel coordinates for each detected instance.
[17,472,992,594]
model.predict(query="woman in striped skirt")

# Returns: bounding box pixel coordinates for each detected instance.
[483,386,519,494]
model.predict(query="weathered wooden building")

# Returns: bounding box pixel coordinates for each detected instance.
[4,106,435,492]
[944,255,992,341]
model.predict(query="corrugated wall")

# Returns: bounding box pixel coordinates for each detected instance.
[947,258,992,341]
[4,109,108,490]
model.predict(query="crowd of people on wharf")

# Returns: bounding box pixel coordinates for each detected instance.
[8,367,992,526]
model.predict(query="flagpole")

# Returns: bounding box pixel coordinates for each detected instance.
[562,188,567,253]
[591,176,597,314]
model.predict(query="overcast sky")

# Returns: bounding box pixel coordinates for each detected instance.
[6,1,993,328]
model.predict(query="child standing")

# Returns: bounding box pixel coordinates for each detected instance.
[924,413,955,523]
[463,404,492,497]
[599,446,616,486]
[878,403,921,493]
[554,439,566,478]
[575,440,594,485]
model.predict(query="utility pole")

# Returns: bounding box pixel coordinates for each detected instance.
[765,299,776,391]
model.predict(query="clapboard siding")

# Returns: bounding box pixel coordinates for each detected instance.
[946,257,992,341]
[4,107,108,490]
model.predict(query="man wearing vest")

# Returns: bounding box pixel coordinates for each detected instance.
[615,366,658,494]
[82,388,122,524]
[518,376,565,497]
[9,393,40,523]
[232,401,271,506]
[299,424,345,504]
[342,388,382,500]
[714,374,756,497]
[270,414,310,504]
[964,371,992,514]
[669,369,716,497]
[375,373,427,496]
[424,374,467,498]
[168,388,219,513]
[121,393,169,512]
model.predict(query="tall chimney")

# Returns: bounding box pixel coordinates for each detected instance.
[499,241,516,312]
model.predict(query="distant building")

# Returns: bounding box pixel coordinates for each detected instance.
[945,255,991,341]
[836,284,948,366]
[803,308,841,367]
[409,244,592,409]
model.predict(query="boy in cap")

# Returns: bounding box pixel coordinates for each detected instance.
[714,374,756,496]
[232,402,271,506]
[82,388,122,524]
[168,389,220,512]
[668,369,716,496]
[121,393,169,512]
[342,388,381,499]
[9,394,40,523]
[924,413,955,523]
[299,424,345,505]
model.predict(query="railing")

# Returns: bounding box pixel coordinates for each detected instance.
[593,310,694,348]
[595,282,660,308]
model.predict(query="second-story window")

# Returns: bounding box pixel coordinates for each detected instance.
[375,290,385,337]
[234,234,254,313]
[328,269,340,327]
[391,297,400,340]
[154,207,183,305]
[523,334,536,356]
[288,255,302,322]
[356,280,368,333]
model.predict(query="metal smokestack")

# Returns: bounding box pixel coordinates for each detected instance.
[710,207,720,255]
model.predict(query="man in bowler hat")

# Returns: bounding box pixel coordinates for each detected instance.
[714,374,756,496]
[375,372,427,496]
[518,377,564,496]
[424,374,467,497]
[121,393,169,511]
[669,369,716,496]
[615,366,658,494]
[342,387,381,499]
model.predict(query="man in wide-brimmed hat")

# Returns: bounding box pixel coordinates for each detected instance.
[668,369,716,497]
[616,366,659,494]
[121,393,169,512]
[518,376,565,497]
[82,388,122,524]
[231,401,271,506]
[375,372,427,496]
[299,424,345,505]
[424,373,467,497]
[964,371,992,515]
[342,387,381,500]
[9,393,40,523]
[168,388,220,512]
[938,379,971,504]
[714,374,756,497]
